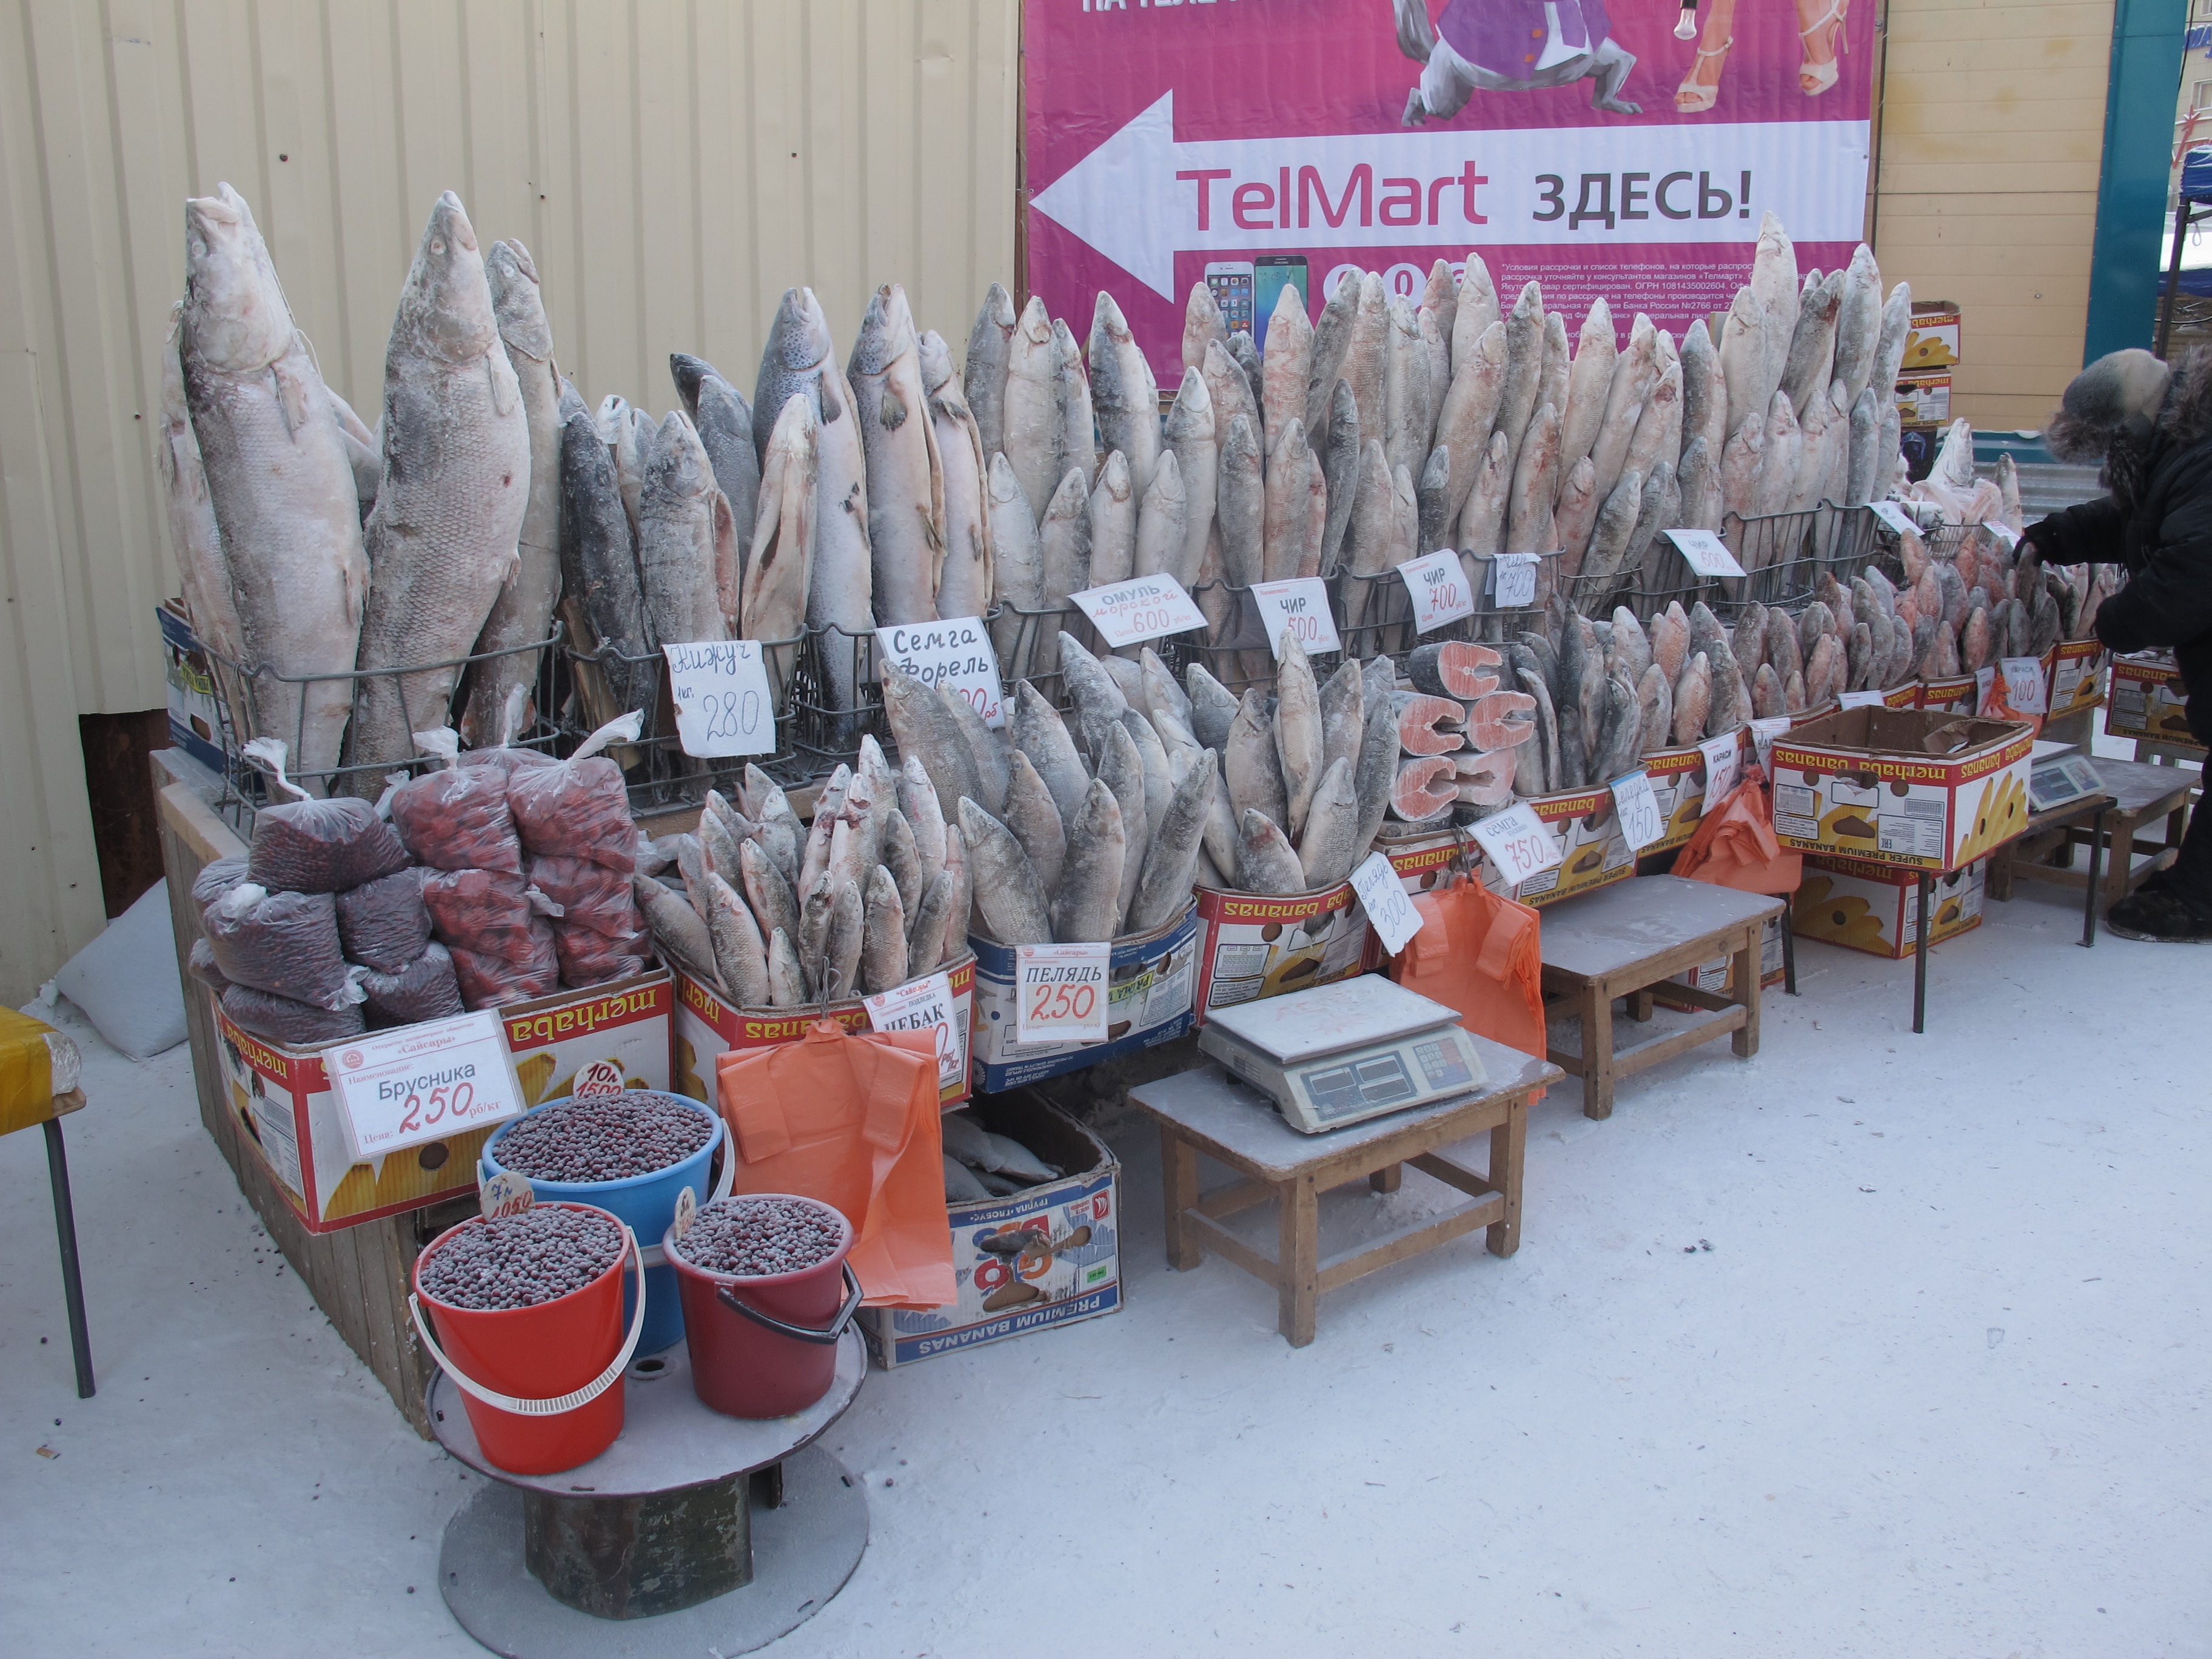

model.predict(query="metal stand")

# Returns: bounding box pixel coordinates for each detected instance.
[1912,874,1932,1036]
[43,1118,93,1399]
[1780,906,1798,996]
[431,1334,868,1657]
[2081,804,2107,947]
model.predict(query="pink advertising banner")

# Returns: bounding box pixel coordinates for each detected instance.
[1023,0,1877,381]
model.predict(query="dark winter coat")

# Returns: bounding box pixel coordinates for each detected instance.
[2027,359,2212,743]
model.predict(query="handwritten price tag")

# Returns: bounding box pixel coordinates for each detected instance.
[1610,770,1665,853]
[1250,578,1341,659]
[879,615,1004,728]
[1838,689,1888,709]
[1661,528,1747,579]
[1398,550,1475,634]
[1868,500,1918,538]
[478,1169,535,1219]
[329,1010,526,1163]
[1350,851,1424,956]
[1699,733,1741,803]
[1491,553,1540,609]
[663,640,776,758]
[2000,655,2048,714]
[1014,942,1110,1044]
[864,971,967,1090]
[1472,800,1564,888]
[1070,575,1208,649]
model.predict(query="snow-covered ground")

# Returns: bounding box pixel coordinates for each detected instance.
[5,791,2208,1657]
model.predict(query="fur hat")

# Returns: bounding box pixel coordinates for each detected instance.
[2046,349,2171,463]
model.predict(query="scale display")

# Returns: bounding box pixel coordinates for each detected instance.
[2028,753,2105,813]
[1199,977,1487,1133]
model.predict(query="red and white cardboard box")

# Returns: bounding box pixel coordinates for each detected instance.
[1768,708,2035,873]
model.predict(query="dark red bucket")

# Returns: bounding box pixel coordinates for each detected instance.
[665,1195,859,1418]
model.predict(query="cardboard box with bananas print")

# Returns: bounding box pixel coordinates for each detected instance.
[1792,855,1988,960]
[2105,652,2204,751]
[1478,784,1638,908]
[1768,708,2034,873]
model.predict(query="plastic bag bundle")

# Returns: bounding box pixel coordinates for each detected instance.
[449,931,559,1011]
[458,745,557,780]
[335,867,434,972]
[421,868,560,960]
[190,856,250,908]
[186,937,231,991]
[528,856,638,937]
[202,885,361,1012]
[238,737,409,893]
[554,922,651,988]
[220,982,365,1048]
[360,942,466,1027]
[507,713,643,874]
[388,729,524,874]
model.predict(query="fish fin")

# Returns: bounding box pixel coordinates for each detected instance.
[269,352,313,439]
[880,389,908,431]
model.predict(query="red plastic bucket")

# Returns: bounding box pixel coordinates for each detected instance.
[665,1195,859,1418]
[410,1202,644,1475]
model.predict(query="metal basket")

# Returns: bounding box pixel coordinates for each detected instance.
[1178,583,1341,697]
[786,623,891,774]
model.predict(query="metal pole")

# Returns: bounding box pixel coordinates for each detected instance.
[2159,198,2194,360]
[2082,803,2108,947]
[1912,874,1932,1035]
[1781,903,1798,995]
[43,1119,94,1399]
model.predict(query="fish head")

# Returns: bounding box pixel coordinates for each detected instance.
[1048,316,1083,370]
[596,394,631,446]
[983,283,1016,330]
[668,352,716,414]
[394,192,498,365]
[917,329,955,396]
[1221,411,1259,472]
[1016,295,1054,349]
[181,183,292,372]
[848,285,903,380]
[558,377,587,423]
[1097,447,1131,501]
[646,409,711,498]
[1091,289,1131,349]
[764,287,831,375]
[485,240,553,362]
[1167,366,1213,436]
[986,451,1025,509]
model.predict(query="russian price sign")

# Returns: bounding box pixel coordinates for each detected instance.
[1491,553,1539,609]
[1868,500,1918,538]
[329,1011,526,1163]
[1661,528,1748,580]
[1472,800,1564,888]
[663,640,776,757]
[1350,851,1424,956]
[879,615,1005,728]
[1070,574,1208,649]
[1013,942,1110,1044]
[1398,550,1473,634]
[1609,770,1665,854]
[1251,578,1341,658]
[1699,733,1741,804]
[864,970,967,1091]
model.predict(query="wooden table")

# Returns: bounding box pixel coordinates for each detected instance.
[1537,874,1785,1120]
[1989,756,2194,910]
[1127,1037,1560,1348]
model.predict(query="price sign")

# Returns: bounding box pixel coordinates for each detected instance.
[1749,715,1791,773]
[1982,520,2022,550]
[1868,500,1918,537]
[1838,689,1888,709]
[663,640,776,757]
[1492,553,1540,608]
[864,970,967,1090]
[329,1010,526,1163]
[2000,655,2049,714]
[1974,665,1997,716]
[1610,770,1666,853]
[879,615,1004,728]
[1070,575,1208,648]
[1250,578,1341,659]
[1471,800,1564,888]
[1350,852,1425,956]
[478,1169,535,1219]
[1014,942,1110,1044]
[1398,550,1475,633]
[1661,528,1747,579]
[1699,733,1741,803]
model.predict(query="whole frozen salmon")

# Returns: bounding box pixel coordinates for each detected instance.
[1003,296,1061,523]
[1558,300,1615,474]
[850,284,945,625]
[1264,284,1315,457]
[639,411,740,646]
[158,307,245,680]
[1183,280,1228,377]
[739,395,817,667]
[178,183,367,788]
[1090,290,1162,493]
[1164,367,1216,586]
[558,400,655,713]
[669,352,759,555]
[920,329,994,620]
[963,282,1017,466]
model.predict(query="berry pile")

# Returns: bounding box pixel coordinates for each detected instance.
[419,1206,623,1310]
[492,1093,713,1183]
[675,1196,843,1278]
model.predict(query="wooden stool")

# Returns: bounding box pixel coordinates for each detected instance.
[1128,1036,1561,1348]
[1988,757,2194,910]
[1537,874,1784,1121]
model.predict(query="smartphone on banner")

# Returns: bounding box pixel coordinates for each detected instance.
[1253,255,1309,354]
[1205,261,1255,335]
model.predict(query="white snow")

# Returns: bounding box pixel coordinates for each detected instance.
[4,828,2208,1656]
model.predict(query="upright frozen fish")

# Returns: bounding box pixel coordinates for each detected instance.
[963,283,1017,466]
[1089,290,1162,492]
[671,353,759,554]
[850,284,946,626]
[638,409,741,645]
[920,329,994,620]
[559,400,654,712]
[739,395,816,675]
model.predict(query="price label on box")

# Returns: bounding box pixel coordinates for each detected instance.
[1398,550,1475,633]
[879,615,1004,728]
[1660,528,1747,579]
[864,970,967,1090]
[1749,715,1791,773]
[1472,800,1564,887]
[1838,689,1888,709]
[1013,942,1110,1044]
[1491,553,1540,608]
[663,640,777,757]
[1250,578,1341,659]
[1070,575,1208,649]
[1868,500,1918,537]
[329,1011,527,1163]
[1699,733,1741,803]
[2001,655,2048,714]
[1609,770,1665,853]
[1351,851,1425,956]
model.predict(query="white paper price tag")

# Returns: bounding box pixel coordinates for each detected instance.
[1698,733,1741,803]
[1974,665,1997,716]
[1013,942,1110,1044]
[1838,689,1888,709]
[2000,655,2048,714]
[1070,575,1208,648]
[1749,715,1791,774]
[1982,520,2022,550]
[1398,550,1476,633]
[878,615,1004,728]
[1661,528,1747,579]
[1492,553,1540,608]
[1610,770,1665,853]
[1471,800,1564,887]
[864,971,966,1090]
[1250,578,1341,659]
[1350,851,1424,956]
[478,1169,535,1219]
[1868,500,1917,537]
[330,1011,526,1163]
[662,640,777,757]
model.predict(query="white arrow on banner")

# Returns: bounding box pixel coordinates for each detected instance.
[1028,92,1871,298]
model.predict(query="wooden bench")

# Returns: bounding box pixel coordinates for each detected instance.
[1128,1034,1560,1348]
[1537,874,1784,1121]
[1988,756,2194,911]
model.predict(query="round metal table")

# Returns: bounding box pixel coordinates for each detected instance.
[429,1332,868,1657]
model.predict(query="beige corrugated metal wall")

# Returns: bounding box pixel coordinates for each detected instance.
[0,0,1017,1005]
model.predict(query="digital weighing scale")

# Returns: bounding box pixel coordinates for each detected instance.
[2027,740,2106,813]
[1197,976,1486,1134]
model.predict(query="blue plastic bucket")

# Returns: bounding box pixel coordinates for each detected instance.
[480,1091,725,1356]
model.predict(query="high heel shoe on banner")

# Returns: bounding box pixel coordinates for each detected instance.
[1798,0,1848,96]
[1674,37,1732,114]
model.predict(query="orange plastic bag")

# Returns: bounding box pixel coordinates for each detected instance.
[1387,875,1547,1064]
[714,1020,956,1309]
[1672,765,1803,896]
